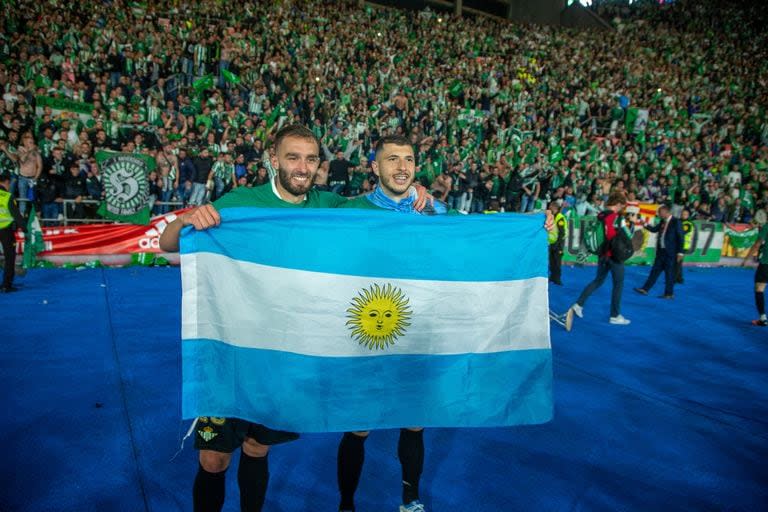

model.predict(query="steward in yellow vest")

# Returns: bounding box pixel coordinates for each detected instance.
[676,209,694,285]
[548,202,567,285]
[1,171,25,292]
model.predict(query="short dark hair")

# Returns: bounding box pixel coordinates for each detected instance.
[273,124,319,153]
[375,135,412,158]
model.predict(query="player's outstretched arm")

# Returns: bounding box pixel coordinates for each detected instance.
[159,204,221,252]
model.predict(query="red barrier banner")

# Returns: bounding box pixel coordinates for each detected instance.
[15,209,190,257]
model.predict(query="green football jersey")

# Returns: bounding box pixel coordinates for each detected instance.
[759,223,768,265]
[337,196,382,210]
[214,182,347,210]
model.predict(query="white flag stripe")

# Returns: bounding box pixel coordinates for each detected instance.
[181,253,199,341]
[181,252,550,357]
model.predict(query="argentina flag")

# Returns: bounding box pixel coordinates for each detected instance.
[180,208,553,432]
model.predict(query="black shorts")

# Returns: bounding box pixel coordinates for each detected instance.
[755,263,768,284]
[193,417,299,453]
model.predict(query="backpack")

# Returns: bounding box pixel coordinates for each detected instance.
[582,214,606,255]
[610,227,635,263]
[583,212,634,262]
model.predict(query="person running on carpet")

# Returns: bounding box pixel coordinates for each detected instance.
[569,192,632,325]
[742,220,768,327]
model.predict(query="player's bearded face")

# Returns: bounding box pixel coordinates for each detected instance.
[274,136,320,196]
[277,162,315,196]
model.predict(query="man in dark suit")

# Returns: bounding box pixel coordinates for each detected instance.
[634,204,684,299]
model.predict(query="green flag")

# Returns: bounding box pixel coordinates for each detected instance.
[192,74,215,94]
[625,108,649,133]
[625,107,639,132]
[96,151,155,225]
[724,225,758,249]
[266,105,286,129]
[221,69,240,85]
[589,145,600,163]
[23,206,45,269]
[549,145,564,164]
[449,80,463,98]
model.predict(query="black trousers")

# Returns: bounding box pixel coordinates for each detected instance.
[642,252,676,296]
[576,257,624,318]
[0,227,16,288]
[549,245,563,283]
[675,257,684,283]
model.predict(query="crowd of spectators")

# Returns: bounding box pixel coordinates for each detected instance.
[0,0,766,225]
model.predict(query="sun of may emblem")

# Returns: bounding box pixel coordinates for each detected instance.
[346,283,412,350]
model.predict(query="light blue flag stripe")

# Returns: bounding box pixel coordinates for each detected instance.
[183,339,553,432]
[181,208,547,282]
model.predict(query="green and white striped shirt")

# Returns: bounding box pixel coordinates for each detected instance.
[212,161,234,183]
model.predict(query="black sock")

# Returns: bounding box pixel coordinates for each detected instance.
[338,432,367,511]
[193,464,226,512]
[238,452,269,512]
[398,429,424,505]
[756,291,765,316]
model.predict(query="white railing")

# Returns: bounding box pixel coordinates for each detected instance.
[17,198,184,225]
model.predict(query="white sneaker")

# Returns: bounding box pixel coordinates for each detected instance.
[565,308,574,332]
[571,304,583,318]
[399,501,425,512]
[609,315,630,325]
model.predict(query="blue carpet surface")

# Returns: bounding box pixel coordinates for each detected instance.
[1,265,766,511]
